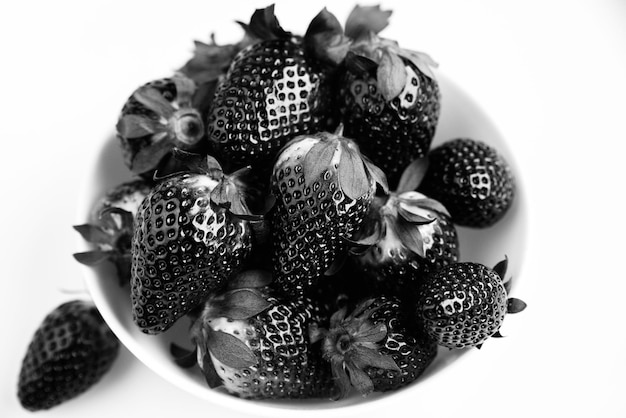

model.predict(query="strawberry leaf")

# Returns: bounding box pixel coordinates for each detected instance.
[237,4,291,41]
[338,146,369,200]
[344,5,392,39]
[206,328,257,369]
[507,298,527,314]
[227,270,273,290]
[345,359,375,395]
[344,220,383,249]
[397,204,436,225]
[352,323,388,344]
[116,114,164,138]
[400,48,438,80]
[73,224,111,245]
[179,38,238,84]
[212,289,272,320]
[133,86,176,119]
[504,276,513,294]
[305,8,351,64]
[363,155,389,194]
[345,298,377,321]
[331,361,352,400]
[210,182,231,208]
[396,157,429,193]
[303,139,337,185]
[345,51,378,75]
[73,250,111,266]
[394,218,426,257]
[352,345,400,372]
[171,74,196,108]
[201,352,223,388]
[329,306,348,328]
[377,48,407,101]
[398,194,451,217]
[171,149,224,177]
[99,207,134,229]
[170,343,198,369]
[130,132,173,174]
[493,256,509,281]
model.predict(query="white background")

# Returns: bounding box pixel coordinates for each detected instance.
[1,0,625,417]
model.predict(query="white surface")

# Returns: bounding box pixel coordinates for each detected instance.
[1,1,625,417]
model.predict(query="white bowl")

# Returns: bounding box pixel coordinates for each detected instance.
[77,71,527,416]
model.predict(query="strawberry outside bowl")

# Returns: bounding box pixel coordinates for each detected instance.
[76,71,527,417]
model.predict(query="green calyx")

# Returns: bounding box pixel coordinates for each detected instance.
[488,257,527,340]
[491,257,527,315]
[312,299,400,398]
[301,130,388,201]
[116,74,204,174]
[167,151,264,221]
[347,189,451,258]
[344,5,392,40]
[179,34,245,85]
[237,4,292,42]
[73,207,135,287]
[191,271,274,386]
[347,30,438,101]
[304,8,352,65]
[341,157,450,257]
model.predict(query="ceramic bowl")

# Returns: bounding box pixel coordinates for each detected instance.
[76,71,527,417]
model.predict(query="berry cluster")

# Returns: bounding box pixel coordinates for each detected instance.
[17,4,527,412]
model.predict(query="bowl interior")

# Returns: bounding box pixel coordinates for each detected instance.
[77,71,527,416]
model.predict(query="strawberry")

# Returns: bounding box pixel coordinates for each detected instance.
[269,128,388,298]
[17,300,119,411]
[416,258,526,349]
[185,270,336,399]
[311,296,437,398]
[87,178,153,222]
[73,179,151,286]
[206,5,350,170]
[337,6,440,189]
[418,138,516,227]
[130,154,261,334]
[116,73,208,178]
[348,159,459,301]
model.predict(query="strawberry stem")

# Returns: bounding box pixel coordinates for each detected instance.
[171,109,204,147]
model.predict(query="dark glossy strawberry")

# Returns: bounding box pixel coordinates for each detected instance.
[416,258,526,349]
[117,74,207,178]
[337,7,440,188]
[206,6,349,170]
[73,179,151,286]
[18,300,119,411]
[130,155,260,334]
[269,129,387,299]
[419,138,516,228]
[312,296,437,398]
[187,270,336,399]
[348,159,459,301]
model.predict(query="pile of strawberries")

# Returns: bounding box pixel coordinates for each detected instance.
[17,4,526,411]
